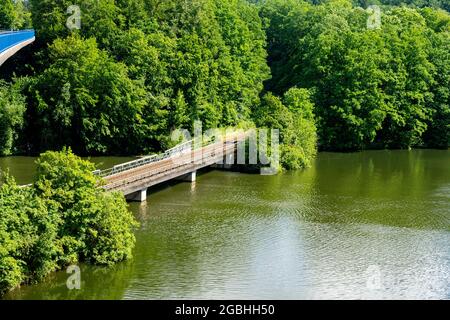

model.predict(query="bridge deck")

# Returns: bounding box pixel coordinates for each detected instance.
[101,132,247,196]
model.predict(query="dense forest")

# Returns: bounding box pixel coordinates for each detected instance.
[0,0,449,164]
[0,0,449,295]
[261,0,450,150]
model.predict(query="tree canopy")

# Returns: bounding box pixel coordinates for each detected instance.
[0,0,31,30]
[0,0,449,296]
[260,0,449,150]
[0,149,138,294]
[18,0,271,154]
[0,0,448,161]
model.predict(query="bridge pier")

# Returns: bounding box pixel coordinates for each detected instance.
[126,188,148,202]
[176,171,197,182]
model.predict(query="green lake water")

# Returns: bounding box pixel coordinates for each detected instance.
[1,150,449,299]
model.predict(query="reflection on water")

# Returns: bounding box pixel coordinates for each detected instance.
[2,150,450,299]
[0,156,134,185]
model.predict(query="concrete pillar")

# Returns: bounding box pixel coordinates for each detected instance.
[176,171,196,182]
[126,188,147,202]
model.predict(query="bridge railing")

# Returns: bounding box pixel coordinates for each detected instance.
[102,138,242,191]
[95,138,201,178]
[95,130,247,179]
[0,29,33,34]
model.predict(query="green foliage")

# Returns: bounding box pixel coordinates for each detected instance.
[14,0,31,29]
[0,0,31,29]
[260,0,450,150]
[421,9,450,148]
[266,0,450,11]
[0,173,60,295]
[25,36,148,155]
[0,81,26,156]
[21,0,270,153]
[354,1,450,12]
[283,88,318,166]
[254,88,318,169]
[1,0,448,160]
[81,192,138,265]
[0,149,138,294]
[280,144,310,170]
[0,0,15,29]
[33,148,138,265]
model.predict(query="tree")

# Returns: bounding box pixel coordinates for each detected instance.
[4,0,448,158]
[0,0,32,30]
[29,0,121,49]
[422,8,450,148]
[26,0,270,153]
[0,81,26,156]
[260,0,448,150]
[11,0,31,29]
[254,88,318,170]
[374,7,434,148]
[24,36,148,155]
[0,173,60,294]
[0,149,139,294]
[283,87,318,168]
[34,148,138,265]
[0,0,15,29]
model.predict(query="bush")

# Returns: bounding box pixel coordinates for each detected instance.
[0,149,138,294]
[283,88,318,167]
[0,174,60,294]
[281,144,308,170]
[82,192,138,265]
[253,88,318,170]
[33,148,139,266]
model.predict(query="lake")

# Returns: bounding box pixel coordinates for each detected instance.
[1,150,449,299]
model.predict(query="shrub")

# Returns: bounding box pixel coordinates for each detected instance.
[33,148,139,266]
[0,173,60,295]
[0,149,138,294]
[253,88,318,170]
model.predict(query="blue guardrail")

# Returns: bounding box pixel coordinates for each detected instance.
[0,30,35,54]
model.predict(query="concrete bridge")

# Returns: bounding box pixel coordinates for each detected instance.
[0,30,35,66]
[96,131,248,201]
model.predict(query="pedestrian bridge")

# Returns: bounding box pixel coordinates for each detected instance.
[96,131,249,201]
[0,30,35,66]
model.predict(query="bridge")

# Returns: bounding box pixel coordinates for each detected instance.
[0,30,35,66]
[96,131,249,201]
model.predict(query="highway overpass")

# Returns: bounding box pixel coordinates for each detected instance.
[0,30,35,66]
